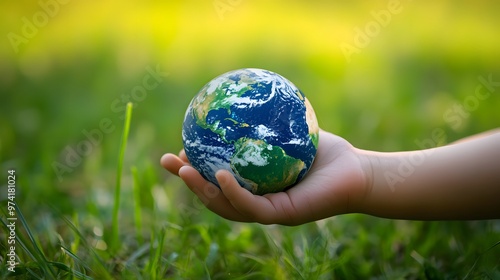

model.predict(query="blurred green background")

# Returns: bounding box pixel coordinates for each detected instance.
[1,0,499,278]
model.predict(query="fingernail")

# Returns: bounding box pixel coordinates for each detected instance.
[216,170,226,185]
[160,153,168,163]
[178,166,188,176]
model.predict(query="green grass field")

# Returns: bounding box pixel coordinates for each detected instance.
[1,1,499,279]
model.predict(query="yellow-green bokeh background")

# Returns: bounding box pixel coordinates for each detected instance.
[1,0,500,212]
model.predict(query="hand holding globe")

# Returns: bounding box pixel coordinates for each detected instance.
[161,68,367,224]
[161,69,500,224]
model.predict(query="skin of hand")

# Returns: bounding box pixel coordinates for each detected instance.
[161,129,500,225]
[160,130,368,226]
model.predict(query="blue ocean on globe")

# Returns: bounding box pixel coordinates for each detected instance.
[182,68,319,195]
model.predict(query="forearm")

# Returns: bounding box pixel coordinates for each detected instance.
[355,132,500,220]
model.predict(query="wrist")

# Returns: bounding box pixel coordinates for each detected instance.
[348,148,376,214]
[352,148,395,215]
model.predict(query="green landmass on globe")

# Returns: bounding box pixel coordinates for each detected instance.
[182,68,319,195]
[231,138,306,195]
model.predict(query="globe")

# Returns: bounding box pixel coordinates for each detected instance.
[182,68,319,195]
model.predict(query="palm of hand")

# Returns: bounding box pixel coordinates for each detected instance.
[161,130,367,225]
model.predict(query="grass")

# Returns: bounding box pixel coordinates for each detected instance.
[1,1,500,279]
[131,166,143,246]
[110,102,133,252]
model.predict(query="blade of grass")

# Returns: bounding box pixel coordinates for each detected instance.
[111,102,133,251]
[131,166,143,245]
[25,267,44,280]
[147,227,166,280]
[60,245,93,274]
[48,261,94,280]
[70,212,80,253]
[123,242,150,267]
[15,204,57,277]
[60,215,113,280]
[1,216,36,271]
[463,240,500,280]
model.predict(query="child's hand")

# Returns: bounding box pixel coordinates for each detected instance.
[160,130,368,225]
[163,128,500,222]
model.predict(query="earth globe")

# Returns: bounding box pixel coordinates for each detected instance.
[182,68,319,195]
